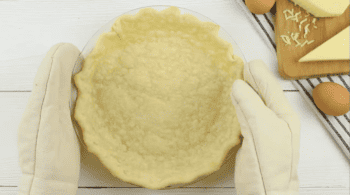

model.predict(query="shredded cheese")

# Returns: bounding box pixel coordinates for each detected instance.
[301,40,308,47]
[301,39,315,47]
[294,12,301,22]
[283,10,289,19]
[283,10,288,18]
[300,18,307,25]
[291,32,300,41]
[289,32,301,47]
[281,7,317,48]
[280,35,292,45]
[307,40,315,45]
[312,18,317,29]
[283,9,295,20]
[304,24,310,38]
[299,18,307,31]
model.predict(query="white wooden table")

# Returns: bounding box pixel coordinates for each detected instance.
[0,0,349,194]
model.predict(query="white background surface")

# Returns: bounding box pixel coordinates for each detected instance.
[0,0,349,194]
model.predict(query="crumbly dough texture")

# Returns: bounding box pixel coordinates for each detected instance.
[74,6,244,189]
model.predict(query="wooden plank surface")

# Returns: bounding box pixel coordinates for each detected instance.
[1,187,350,195]
[1,92,349,194]
[276,0,350,79]
[0,0,297,91]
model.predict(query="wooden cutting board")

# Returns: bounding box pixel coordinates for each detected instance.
[275,0,350,80]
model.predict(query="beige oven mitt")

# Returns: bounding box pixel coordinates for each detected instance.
[231,60,301,195]
[17,43,81,195]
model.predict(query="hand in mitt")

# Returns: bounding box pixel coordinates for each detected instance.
[17,43,81,195]
[231,60,301,195]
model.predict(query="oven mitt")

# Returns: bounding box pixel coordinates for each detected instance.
[231,60,301,195]
[17,43,81,195]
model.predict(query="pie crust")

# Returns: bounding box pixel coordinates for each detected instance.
[74,6,244,189]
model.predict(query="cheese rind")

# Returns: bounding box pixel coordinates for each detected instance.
[291,0,349,17]
[299,26,350,62]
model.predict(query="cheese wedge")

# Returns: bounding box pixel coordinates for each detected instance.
[291,0,349,17]
[299,26,349,62]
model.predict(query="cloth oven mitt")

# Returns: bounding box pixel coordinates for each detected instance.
[231,60,301,195]
[17,43,81,195]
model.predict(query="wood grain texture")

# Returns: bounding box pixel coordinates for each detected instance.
[1,187,350,194]
[0,0,298,91]
[1,92,349,193]
[276,0,350,79]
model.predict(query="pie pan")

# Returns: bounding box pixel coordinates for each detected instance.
[71,5,246,189]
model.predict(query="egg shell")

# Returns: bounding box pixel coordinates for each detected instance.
[245,0,276,15]
[312,82,350,116]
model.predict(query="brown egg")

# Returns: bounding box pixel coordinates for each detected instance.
[313,82,350,116]
[245,0,276,15]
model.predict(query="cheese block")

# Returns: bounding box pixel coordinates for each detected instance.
[291,0,349,17]
[299,26,349,62]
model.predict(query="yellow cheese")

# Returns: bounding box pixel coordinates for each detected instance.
[299,26,349,62]
[291,0,349,17]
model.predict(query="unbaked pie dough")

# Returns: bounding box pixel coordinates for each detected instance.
[74,6,244,189]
